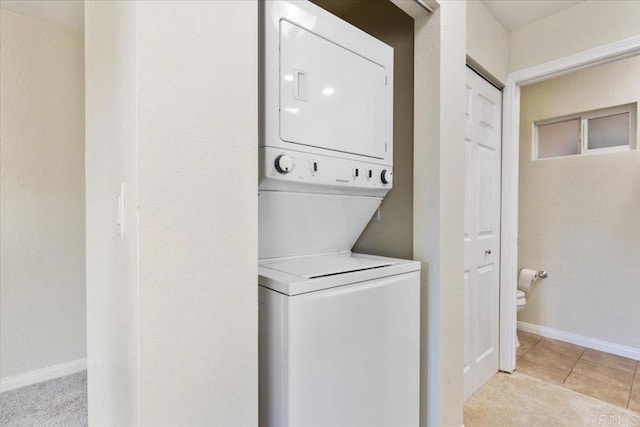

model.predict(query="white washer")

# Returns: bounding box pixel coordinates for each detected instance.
[259,252,420,427]
[259,1,420,425]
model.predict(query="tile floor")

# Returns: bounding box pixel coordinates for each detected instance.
[517,330,640,412]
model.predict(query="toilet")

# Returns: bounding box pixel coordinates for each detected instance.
[516,290,527,347]
[516,290,527,313]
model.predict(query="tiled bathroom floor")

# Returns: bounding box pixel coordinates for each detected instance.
[517,331,640,412]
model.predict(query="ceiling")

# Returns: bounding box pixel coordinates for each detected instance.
[0,0,83,32]
[481,0,584,32]
[0,0,585,35]
[311,0,367,17]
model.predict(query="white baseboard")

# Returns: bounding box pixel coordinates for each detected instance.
[518,321,640,362]
[0,358,87,392]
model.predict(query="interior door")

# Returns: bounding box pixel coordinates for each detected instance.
[463,67,502,400]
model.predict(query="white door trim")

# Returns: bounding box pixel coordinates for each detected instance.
[499,35,640,373]
[518,321,640,362]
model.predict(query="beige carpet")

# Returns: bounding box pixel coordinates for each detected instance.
[465,372,640,427]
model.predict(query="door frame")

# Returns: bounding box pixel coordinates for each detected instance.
[498,35,640,373]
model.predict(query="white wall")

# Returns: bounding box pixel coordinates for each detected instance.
[509,0,640,72]
[518,55,640,349]
[412,2,466,426]
[292,2,466,424]
[85,1,258,424]
[0,9,85,381]
[85,1,464,425]
[135,1,258,424]
[466,0,508,84]
[85,1,139,424]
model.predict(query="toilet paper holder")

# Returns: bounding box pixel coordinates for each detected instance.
[538,270,548,279]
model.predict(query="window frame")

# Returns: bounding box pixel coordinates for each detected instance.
[533,102,637,160]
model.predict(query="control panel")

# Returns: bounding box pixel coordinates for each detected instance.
[260,147,392,193]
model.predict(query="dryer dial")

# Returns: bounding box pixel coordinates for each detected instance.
[381,169,392,185]
[275,155,294,174]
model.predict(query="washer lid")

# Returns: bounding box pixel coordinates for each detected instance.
[261,253,394,279]
[259,252,421,295]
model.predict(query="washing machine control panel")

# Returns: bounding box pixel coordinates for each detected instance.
[261,147,392,192]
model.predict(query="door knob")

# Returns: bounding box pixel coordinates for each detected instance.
[485,249,492,255]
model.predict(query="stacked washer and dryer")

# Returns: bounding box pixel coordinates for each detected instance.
[258,1,420,426]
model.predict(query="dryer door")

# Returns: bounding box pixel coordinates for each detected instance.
[279,20,388,159]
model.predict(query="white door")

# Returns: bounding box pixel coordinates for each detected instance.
[463,67,502,400]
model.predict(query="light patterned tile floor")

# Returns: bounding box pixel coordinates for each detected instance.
[517,331,640,413]
[629,369,640,412]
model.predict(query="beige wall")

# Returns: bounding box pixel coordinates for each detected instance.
[509,0,640,72]
[519,55,640,349]
[466,0,508,84]
[0,9,85,380]
[85,1,258,424]
[85,1,139,424]
[312,0,414,260]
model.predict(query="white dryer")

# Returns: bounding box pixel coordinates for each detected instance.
[259,1,420,426]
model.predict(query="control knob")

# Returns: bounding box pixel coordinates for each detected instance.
[381,169,393,185]
[275,154,293,174]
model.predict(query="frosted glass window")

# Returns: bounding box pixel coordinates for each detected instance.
[537,119,581,159]
[587,112,630,150]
